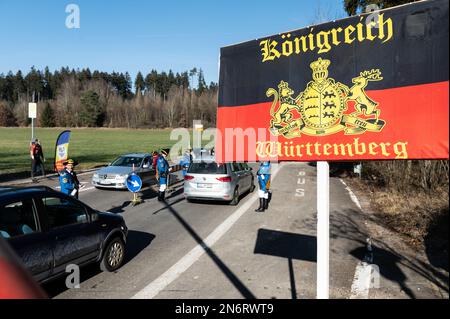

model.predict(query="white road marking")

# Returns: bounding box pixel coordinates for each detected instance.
[340,179,379,299]
[339,179,362,210]
[350,262,378,299]
[79,186,95,193]
[132,163,282,299]
[54,182,94,193]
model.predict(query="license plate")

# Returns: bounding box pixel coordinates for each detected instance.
[99,181,112,185]
[197,183,212,189]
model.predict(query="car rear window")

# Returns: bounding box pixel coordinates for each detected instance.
[188,162,227,174]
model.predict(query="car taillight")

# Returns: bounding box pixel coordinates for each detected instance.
[184,175,194,180]
[216,176,231,182]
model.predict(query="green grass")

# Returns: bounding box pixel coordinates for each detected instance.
[0,127,183,176]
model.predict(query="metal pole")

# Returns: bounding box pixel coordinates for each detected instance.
[317,161,329,299]
[31,91,35,142]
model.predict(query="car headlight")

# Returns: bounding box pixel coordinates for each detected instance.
[115,174,127,180]
[93,173,99,179]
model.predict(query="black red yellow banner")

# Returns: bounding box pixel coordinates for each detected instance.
[216,0,449,162]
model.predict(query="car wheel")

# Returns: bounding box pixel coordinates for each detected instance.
[229,187,240,206]
[100,237,125,272]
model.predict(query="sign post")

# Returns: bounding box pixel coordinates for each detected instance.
[317,161,330,299]
[126,173,143,206]
[28,103,37,141]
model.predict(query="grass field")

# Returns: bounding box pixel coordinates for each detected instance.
[0,127,185,177]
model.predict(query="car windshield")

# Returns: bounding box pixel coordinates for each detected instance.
[188,162,227,174]
[110,156,143,167]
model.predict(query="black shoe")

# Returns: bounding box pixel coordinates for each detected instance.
[263,198,269,210]
[161,191,166,201]
[255,198,265,212]
[157,192,163,201]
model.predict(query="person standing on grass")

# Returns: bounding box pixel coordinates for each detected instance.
[30,138,46,181]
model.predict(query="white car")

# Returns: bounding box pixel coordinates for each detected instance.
[92,153,155,189]
[184,155,255,205]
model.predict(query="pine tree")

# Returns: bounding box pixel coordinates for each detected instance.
[135,72,145,96]
[80,90,103,127]
[40,102,55,127]
[0,101,17,126]
[197,69,207,95]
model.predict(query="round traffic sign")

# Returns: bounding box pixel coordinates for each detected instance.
[126,174,142,193]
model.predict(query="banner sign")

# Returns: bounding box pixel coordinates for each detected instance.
[54,130,71,172]
[216,0,449,162]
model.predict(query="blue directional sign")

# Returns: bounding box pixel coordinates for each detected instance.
[126,174,142,193]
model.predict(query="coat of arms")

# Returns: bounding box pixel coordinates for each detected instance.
[267,58,386,138]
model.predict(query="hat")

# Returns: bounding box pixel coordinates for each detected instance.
[63,159,78,166]
[161,150,168,156]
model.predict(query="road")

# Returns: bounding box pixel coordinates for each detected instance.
[5,162,446,299]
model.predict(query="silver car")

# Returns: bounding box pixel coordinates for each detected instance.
[184,157,255,205]
[92,153,155,189]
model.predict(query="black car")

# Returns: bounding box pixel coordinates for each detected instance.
[0,186,128,283]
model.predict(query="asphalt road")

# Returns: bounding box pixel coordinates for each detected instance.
[5,162,445,299]
[17,163,362,299]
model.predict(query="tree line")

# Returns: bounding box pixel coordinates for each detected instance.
[0,67,218,128]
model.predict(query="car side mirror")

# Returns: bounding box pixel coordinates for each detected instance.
[91,211,99,222]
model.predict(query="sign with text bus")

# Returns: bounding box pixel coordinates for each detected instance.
[216,0,449,162]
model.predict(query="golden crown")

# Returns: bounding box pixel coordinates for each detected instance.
[310,58,330,73]
[278,80,289,90]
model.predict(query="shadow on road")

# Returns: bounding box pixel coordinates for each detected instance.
[160,197,256,299]
[42,230,155,298]
[123,230,155,265]
[254,228,317,299]
[300,208,449,297]
[42,263,102,298]
[425,208,449,272]
[108,201,132,214]
[320,208,450,298]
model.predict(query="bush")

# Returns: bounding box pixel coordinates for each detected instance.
[363,160,449,192]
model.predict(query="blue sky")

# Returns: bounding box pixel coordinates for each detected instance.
[0,0,347,85]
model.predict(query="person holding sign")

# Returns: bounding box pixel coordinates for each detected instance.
[157,150,171,201]
[59,159,81,199]
[255,161,271,212]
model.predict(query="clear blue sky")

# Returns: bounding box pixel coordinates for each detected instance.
[0,0,347,85]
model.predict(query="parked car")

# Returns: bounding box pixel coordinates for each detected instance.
[184,156,255,205]
[0,186,128,284]
[92,153,155,189]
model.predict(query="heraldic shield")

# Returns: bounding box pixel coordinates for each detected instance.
[267,58,386,138]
